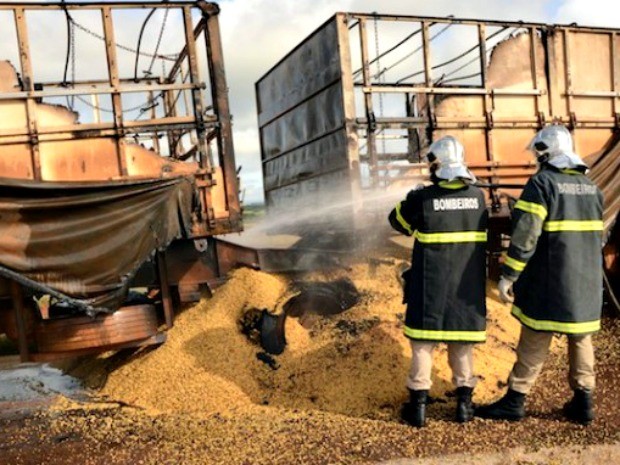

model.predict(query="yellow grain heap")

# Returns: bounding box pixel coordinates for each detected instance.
[85,262,538,421]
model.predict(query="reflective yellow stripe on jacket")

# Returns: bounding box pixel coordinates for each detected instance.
[543,220,604,232]
[404,326,486,342]
[514,200,548,220]
[395,202,414,235]
[503,253,526,272]
[512,306,600,334]
[438,180,467,190]
[415,230,487,244]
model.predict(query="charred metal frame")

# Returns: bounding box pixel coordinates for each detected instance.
[0,1,242,361]
[257,13,620,208]
[0,0,241,237]
[348,14,620,190]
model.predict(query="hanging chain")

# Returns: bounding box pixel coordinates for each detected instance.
[146,8,170,76]
[70,10,174,115]
[373,15,386,156]
[69,19,76,110]
[71,18,177,61]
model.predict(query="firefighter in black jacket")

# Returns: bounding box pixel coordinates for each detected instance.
[389,135,488,427]
[476,124,604,425]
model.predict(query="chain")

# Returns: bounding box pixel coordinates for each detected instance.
[73,92,164,114]
[69,19,76,109]
[146,8,170,75]
[72,18,177,61]
[67,10,175,115]
[373,15,386,155]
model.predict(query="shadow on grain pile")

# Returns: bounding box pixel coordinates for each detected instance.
[66,263,530,422]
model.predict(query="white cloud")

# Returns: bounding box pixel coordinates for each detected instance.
[553,0,620,26]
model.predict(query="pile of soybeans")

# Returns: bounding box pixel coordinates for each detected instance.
[13,260,618,465]
[71,261,531,418]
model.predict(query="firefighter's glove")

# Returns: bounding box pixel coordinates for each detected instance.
[498,277,515,304]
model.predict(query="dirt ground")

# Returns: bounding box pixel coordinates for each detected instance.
[1,264,619,465]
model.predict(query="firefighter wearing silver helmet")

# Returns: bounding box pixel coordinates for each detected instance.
[477,124,604,425]
[389,135,488,427]
[426,135,477,182]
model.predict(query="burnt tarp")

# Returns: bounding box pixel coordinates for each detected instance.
[587,132,620,237]
[0,176,197,314]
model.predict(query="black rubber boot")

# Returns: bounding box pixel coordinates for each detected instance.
[455,386,474,423]
[563,388,594,425]
[475,389,526,421]
[401,389,428,428]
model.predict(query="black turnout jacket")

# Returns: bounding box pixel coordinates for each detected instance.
[502,165,604,334]
[389,180,488,343]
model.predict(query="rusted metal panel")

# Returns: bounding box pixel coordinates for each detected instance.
[256,17,354,216]
[256,18,342,127]
[267,167,351,212]
[263,129,349,193]
[260,83,345,163]
[164,239,219,287]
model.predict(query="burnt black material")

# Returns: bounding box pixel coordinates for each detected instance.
[283,278,360,318]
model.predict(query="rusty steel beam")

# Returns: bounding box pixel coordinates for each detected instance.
[359,85,544,96]
[182,11,207,154]
[358,18,378,185]
[182,6,215,228]
[0,118,217,141]
[157,251,174,330]
[478,24,495,162]
[0,83,202,101]
[336,13,363,214]
[344,13,620,33]
[354,117,620,128]
[613,32,620,126]
[563,28,576,128]
[101,6,127,176]
[0,2,203,10]
[421,21,436,146]
[204,6,242,229]
[369,161,537,171]
[9,282,30,362]
[14,8,40,181]
[148,90,160,153]
[529,26,545,127]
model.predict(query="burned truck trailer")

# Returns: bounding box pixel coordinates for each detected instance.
[255,13,620,304]
[0,1,242,360]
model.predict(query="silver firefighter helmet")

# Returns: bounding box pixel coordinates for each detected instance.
[528,124,587,170]
[425,136,476,182]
